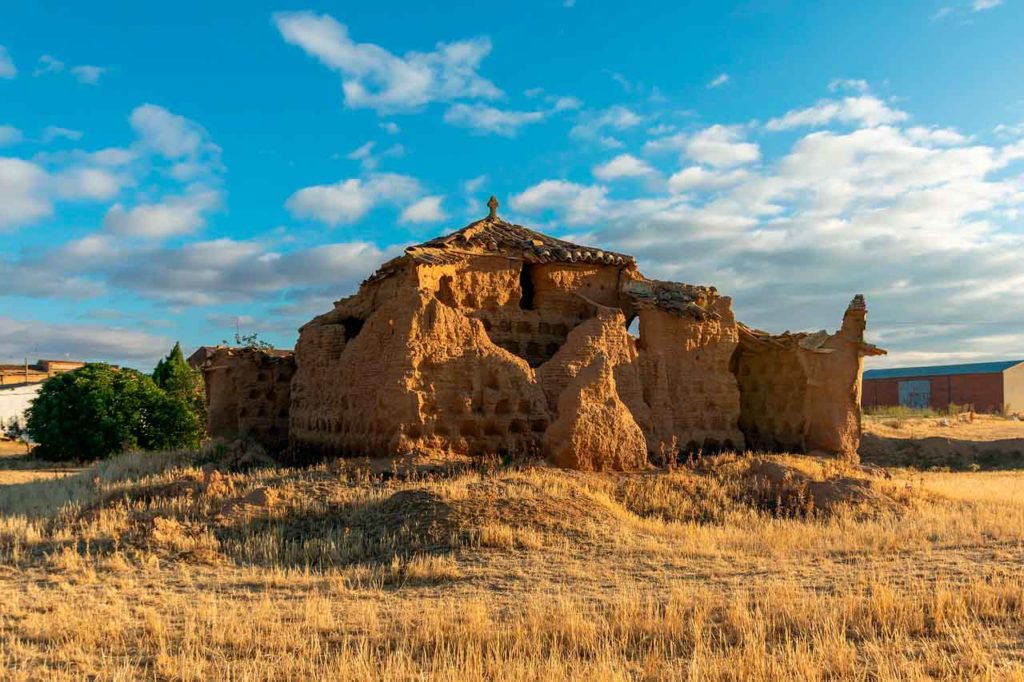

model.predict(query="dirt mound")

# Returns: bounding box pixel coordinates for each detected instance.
[741,459,898,516]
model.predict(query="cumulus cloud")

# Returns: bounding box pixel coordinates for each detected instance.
[972,0,1002,10]
[667,166,750,193]
[108,239,389,305]
[70,65,106,84]
[41,126,83,143]
[0,317,171,366]
[443,103,547,136]
[0,46,15,79]
[0,125,22,146]
[684,125,761,168]
[130,104,208,159]
[570,106,643,147]
[274,11,500,112]
[103,190,221,239]
[510,180,609,225]
[399,195,447,223]
[593,154,656,180]
[285,172,423,225]
[33,55,64,76]
[0,158,51,229]
[765,95,908,131]
[520,113,1024,366]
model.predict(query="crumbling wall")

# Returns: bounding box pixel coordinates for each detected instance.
[734,344,809,452]
[284,214,880,468]
[203,348,295,452]
[635,303,744,455]
[544,354,648,471]
[732,296,884,460]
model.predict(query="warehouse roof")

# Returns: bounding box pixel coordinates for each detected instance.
[864,360,1024,380]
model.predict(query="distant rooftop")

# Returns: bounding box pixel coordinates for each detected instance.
[864,360,1024,380]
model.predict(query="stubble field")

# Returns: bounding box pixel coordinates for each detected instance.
[2,417,1024,680]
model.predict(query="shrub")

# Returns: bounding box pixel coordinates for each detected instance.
[26,363,203,461]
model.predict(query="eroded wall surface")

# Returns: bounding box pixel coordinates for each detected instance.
[203,349,295,452]
[732,296,884,460]
[207,214,881,468]
[288,223,747,469]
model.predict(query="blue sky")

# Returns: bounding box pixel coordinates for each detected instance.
[1,0,1023,369]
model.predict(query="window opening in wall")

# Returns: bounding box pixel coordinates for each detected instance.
[518,263,535,310]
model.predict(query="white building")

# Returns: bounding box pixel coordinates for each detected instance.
[0,383,41,429]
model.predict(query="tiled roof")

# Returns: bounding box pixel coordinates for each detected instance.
[405,215,635,267]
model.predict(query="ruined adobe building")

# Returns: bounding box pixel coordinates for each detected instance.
[202,198,883,468]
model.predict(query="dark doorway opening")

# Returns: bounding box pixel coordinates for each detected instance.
[518,263,536,310]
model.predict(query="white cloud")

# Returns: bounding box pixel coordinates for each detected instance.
[380,121,400,135]
[707,73,730,89]
[509,180,609,225]
[685,125,760,168]
[400,195,447,223]
[0,46,15,79]
[667,166,750,193]
[972,0,1002,10]
[70,65,106,84]
[994,122,1024,139]
[33,55,64,76]
[827,79,870,93]
[766,96,908,131]
[285,172,422,225]
[443,103,546,136]
[0,317,171,365]
[41,126,83,143]
[274,11,500,112]
[101,238,390,306]
[130,104,207,159]
[0,158,51,229]
[53,166,126,201]
[593,154,656,180]
[570,106,643,144]
[103,190,221,239]
[905,126,969,146]
[0,126,22,147]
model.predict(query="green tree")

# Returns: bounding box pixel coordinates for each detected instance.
[26,363,203,461]
[153,342,206,427]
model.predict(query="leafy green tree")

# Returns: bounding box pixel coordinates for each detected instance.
[26,363,203,461]
[153,342,206,427]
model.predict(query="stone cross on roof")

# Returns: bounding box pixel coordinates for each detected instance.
[487,195,499,219]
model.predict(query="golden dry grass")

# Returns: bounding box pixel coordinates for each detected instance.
[2,448,1024,680]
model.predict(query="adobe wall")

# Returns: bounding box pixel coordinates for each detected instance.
[636,305,743,454]
[734,345,808,452]
[288,250,746,468]
[245,212,884,468]
[203,348,296,452]
[732,297,881,460]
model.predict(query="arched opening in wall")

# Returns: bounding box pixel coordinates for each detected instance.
[341,317,365,341]
[518,263,535,310]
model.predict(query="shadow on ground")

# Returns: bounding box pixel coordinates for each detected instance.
[861,433,1024,470]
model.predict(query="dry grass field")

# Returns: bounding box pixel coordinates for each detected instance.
[2,427,1024,680]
